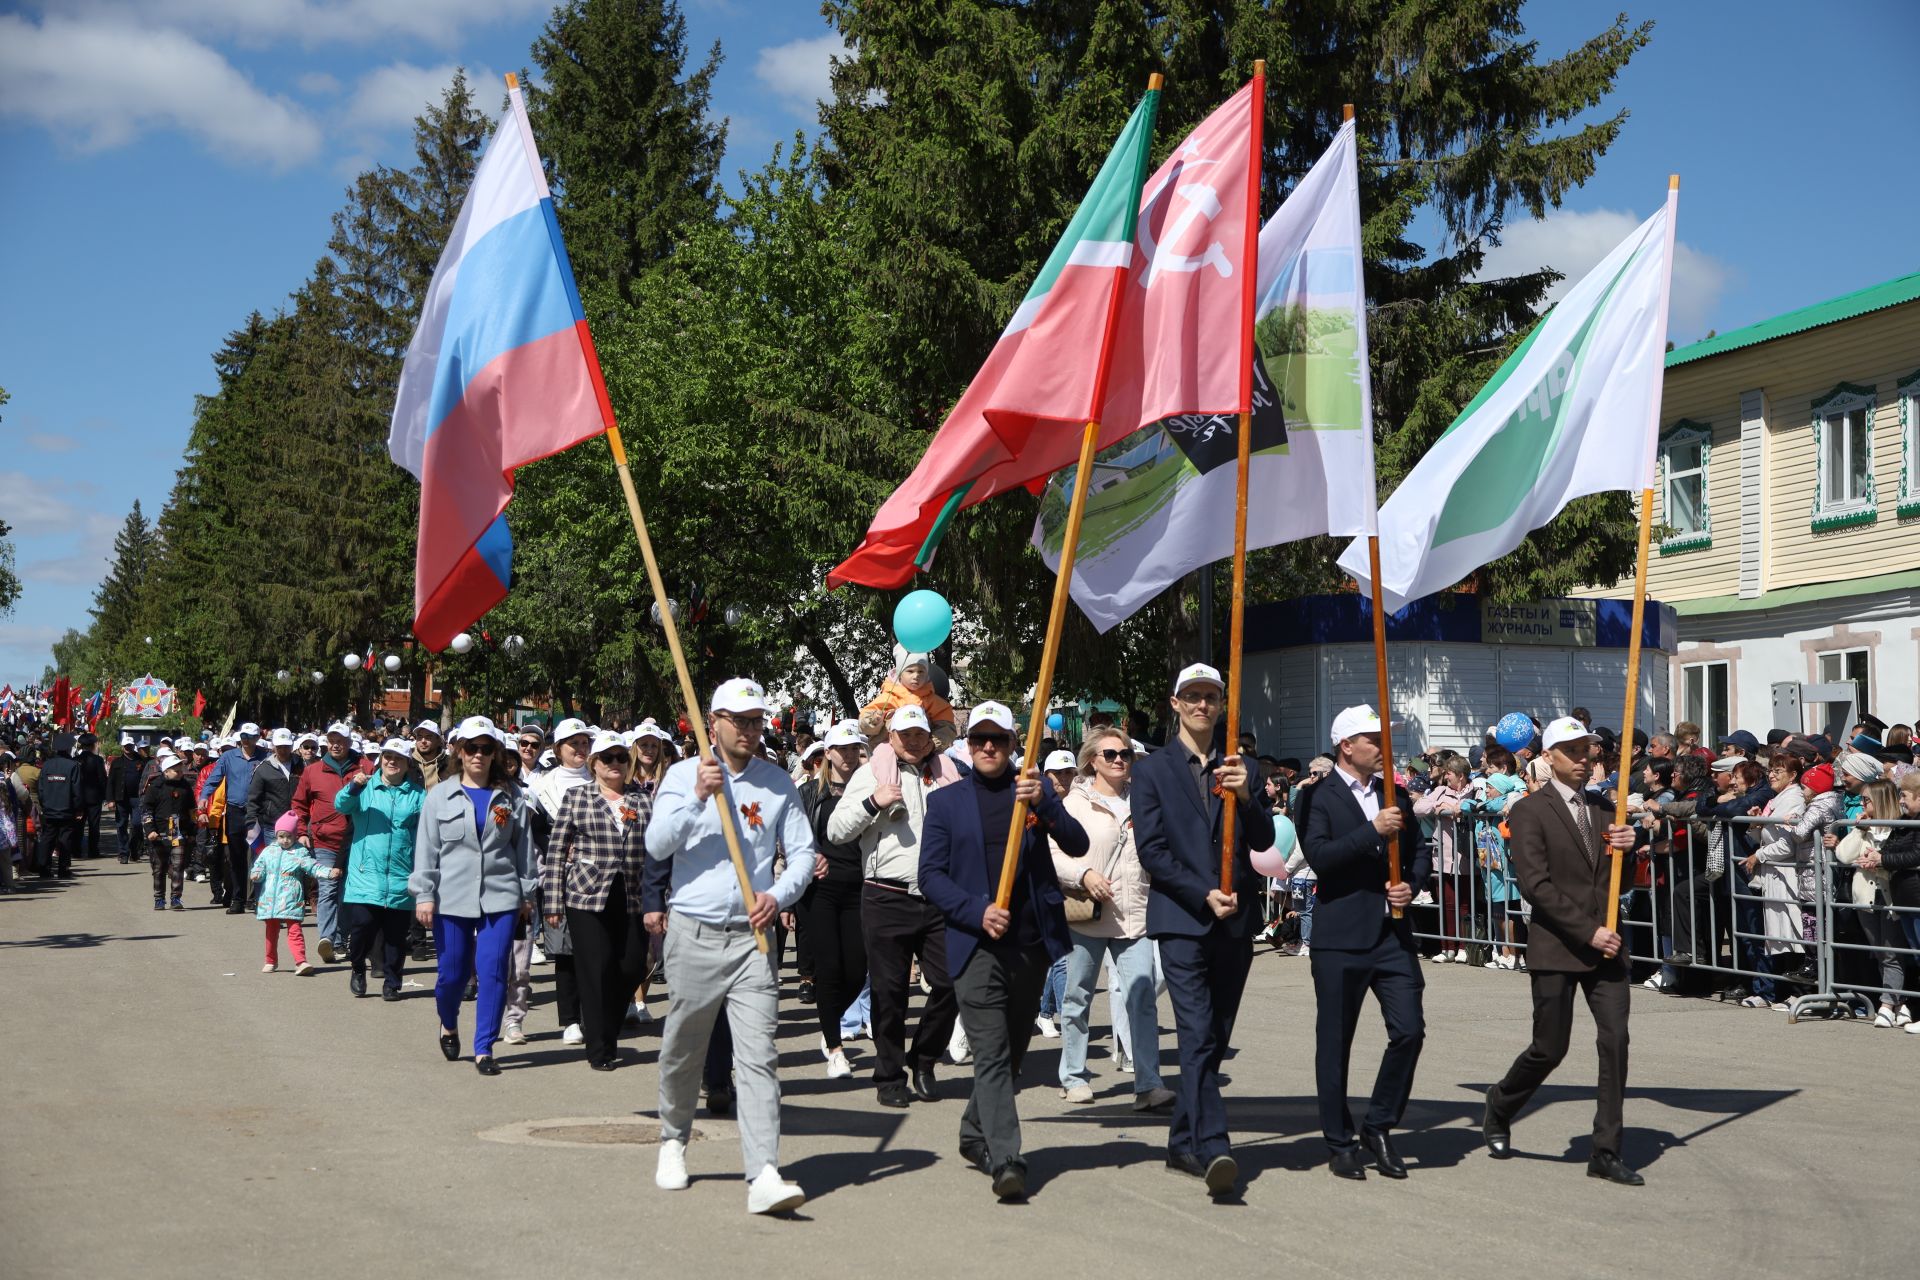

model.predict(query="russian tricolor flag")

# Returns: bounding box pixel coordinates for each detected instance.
[388,77,613,650]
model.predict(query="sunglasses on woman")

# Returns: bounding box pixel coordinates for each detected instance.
[598,753,631,767]
[465,739,498,754]
[1097,747,1135,762]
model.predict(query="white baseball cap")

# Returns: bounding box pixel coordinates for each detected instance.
[155,751,183,770]
[1173,663,1224,696]
[1330,705,1382,744]
[823,720,866,749]
[451,715,497,743]
[413,719,443,738]
[968,701,1016,733]
[710,678,767,716]
[379,737,412,759]
[800,741,826,764]
[588,731,627,760]
[269,728,294,747]
[638,723,674,744]
[238,722,261,738]
[888,704,931,733]
[120,732,134,745]
[552,717,590,743]
[295,731,319,747]
[1541,716,1596,753]
[1044,749,1077,773]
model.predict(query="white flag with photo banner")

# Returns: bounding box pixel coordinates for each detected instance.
[1338,191,1677,612]
[1032,119,1377,632]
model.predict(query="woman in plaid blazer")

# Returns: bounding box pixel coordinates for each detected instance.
[543,731,653,1070]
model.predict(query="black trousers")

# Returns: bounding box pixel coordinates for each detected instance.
[954,940,1050,1168]
[84,804,103,858]
[115,802,136,859]
[704,1008,735,1093]
[36,818,80,876]
[800,877,867,1048]
[148,834,186,897]
[1489,963,1630,1156]
[1310,929,1426,1150]
[223,811,252,906]
[1159,925,1254,1162]
[347,903,411,993]
[567,876,647,1064]
[861,883,959,1083]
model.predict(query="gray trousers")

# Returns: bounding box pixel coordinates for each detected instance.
[657,912,782,1177]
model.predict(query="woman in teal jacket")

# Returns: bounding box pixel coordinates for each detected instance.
[336,737,425,1000]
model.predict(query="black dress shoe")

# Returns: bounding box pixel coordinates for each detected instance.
[911,1065,938,1102]
[797,979,816,1004]
[349,970,367,998]
[438,1032,460,1061]
[1361,1130,1408,1178]
[1666,951,1694,967]
[1483,1089,1513,1159]
[588,1057,617,1072]
[706,1086,734,1116]
[958,1139,991,1173]
[225,903,246,915]
[876,1081,913,1109]
[1329,1147,1370,1180]
[1587,1151,1644,1186]
[1165,1149,1209,1179]
[989,1159,1027,1201]
[474,1056,501,1077]
[382,987,401,1002]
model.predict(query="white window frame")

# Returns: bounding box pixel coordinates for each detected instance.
[1816,648,1870,721]
[1658,419,1711,554]
[1810,381,1877,531]
[1680,660,1729,747]
[384,672,412,695]
[1898,368,1920,520]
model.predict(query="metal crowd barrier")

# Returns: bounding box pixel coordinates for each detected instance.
[1401,808,1920,1026]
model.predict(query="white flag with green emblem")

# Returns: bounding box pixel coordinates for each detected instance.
[1340,197,1677,611]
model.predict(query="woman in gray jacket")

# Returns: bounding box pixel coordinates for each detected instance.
[409,717,538,1076]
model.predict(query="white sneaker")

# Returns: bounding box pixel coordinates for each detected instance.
[1061,1083,1094,1104]
[627,1001,652,1025]
[948,1025,972,1065]
[1484,959,1503,970]
[1642,974,1668,991]
[530,942,548,965]
[1873,1006,1896,1029]
[655,1139,689,1190]
[562,1023,585,1046]
[1035,1015,1060,1039]
[501,1021,528,1045]
[317,937,337,963]
[746,1166,805,1215]
[1448,949,1465,963]
[826,1049,852,1079]
[1905,1019,1920,1034]
[1412,890,1435,906]
[1297,944,1310,958]
[1115,1054,1134,1074]
[1899,1006,1914,1026]
[1500,954,1520,971]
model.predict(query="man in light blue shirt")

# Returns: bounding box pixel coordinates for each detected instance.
[646,677,815,1216]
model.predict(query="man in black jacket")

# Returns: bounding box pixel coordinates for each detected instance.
[76,733,109,859]
[1301,705,1428,1181]
[1131,663,1275,1198]
[34,733,82,880]
[108,737,145,861]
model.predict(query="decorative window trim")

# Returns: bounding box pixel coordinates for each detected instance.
[1898,369,1920,520]
[1810,381,1877,532]
[1657,419,1711,554]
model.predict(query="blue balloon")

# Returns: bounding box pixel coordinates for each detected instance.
[1046,713,1065,732]
[1494,712,1534,752]
[892,589,953,653]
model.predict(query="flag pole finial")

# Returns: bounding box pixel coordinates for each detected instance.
[1343,102,1354,122]
[1148,72,1164,90]
[1669,173,1680,190]
[505,72,519,90]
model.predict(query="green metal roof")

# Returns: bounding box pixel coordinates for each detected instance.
[1665,271,1920,368]
[1669,568,1920,618]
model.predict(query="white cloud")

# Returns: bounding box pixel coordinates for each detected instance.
[343,61,491,132]
[297,71,341,96]
[754,33,848,118]
[0,623,66,684]
[0,13,323,167]
[52,1,551,50]
[24,433,81,455]
[0,471,92,538]
[1473,207,1736,344]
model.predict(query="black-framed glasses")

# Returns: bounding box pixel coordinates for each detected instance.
[717,713,766,733]
[1175,689,1222,706]
[1098,748,1135,762]
[598,753,631,767]
[967,732,1012,748]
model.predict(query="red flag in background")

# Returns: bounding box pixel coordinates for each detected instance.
[193,689,207,719]
[50,677,71,727]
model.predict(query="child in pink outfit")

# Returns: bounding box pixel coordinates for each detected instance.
[253,811,318,974]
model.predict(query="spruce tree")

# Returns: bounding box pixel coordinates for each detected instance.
[89,501,159,650]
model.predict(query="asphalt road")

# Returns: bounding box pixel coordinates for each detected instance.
[1,859,1904,1279]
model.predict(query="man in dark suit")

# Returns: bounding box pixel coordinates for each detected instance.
[1132,662,1275,1197]
[1301,704,1428,1180]
[1483,715,1644,1186]
[919,699,1088,1201]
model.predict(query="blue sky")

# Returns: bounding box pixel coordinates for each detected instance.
[1,1,1916,691]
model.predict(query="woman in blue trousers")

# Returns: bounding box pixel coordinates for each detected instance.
[408,717,537,1076]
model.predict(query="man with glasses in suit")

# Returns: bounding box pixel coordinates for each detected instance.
[1300,704,1428,1181]
[1131,663,1275,1198]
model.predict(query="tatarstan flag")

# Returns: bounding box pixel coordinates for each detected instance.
[830,79,1262,589]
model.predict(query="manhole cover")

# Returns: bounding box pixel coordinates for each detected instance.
[478,1116,727,1149]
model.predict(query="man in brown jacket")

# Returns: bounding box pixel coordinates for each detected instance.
[1482,715,1644,1186]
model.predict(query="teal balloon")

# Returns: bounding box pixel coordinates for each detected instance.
[893,589,953,652]
[1046,713,1065,732]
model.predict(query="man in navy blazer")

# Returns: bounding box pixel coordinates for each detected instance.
[1301,704,1429,1181]
[919,700,1088,1201]
[1132,662,1275,1197]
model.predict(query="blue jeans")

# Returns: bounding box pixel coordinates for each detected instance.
[1039,953,1068,1019]
[1060,932,1163,1091]
[1290,876,1316,946]
[839,980,871,1038]
[434,911,516,1057]
[313,847,344,947]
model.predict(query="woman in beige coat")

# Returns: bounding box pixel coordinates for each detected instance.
[1050,727,1176,1111]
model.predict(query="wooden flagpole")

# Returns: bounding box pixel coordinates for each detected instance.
[997,72,1164,910]
[1218,61,1266,893]
[1607,173,1681,935]
[503,73,765,952]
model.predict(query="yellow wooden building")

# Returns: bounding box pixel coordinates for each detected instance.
[1592,271,1920,739]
